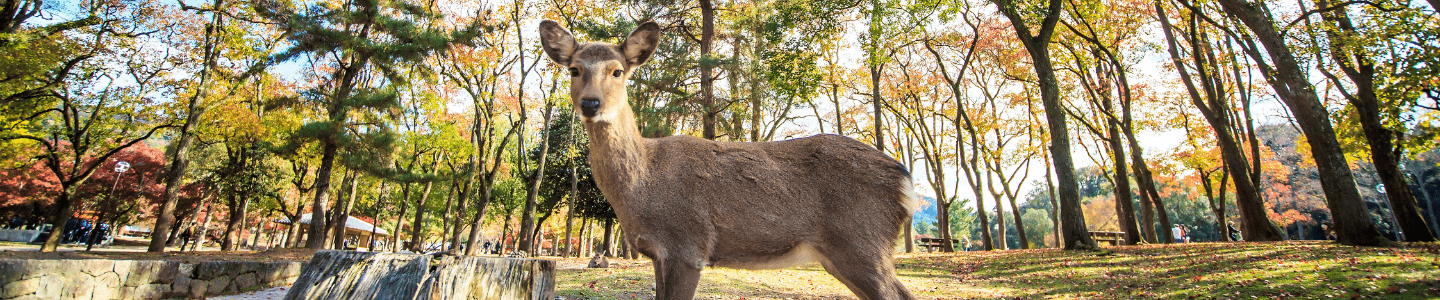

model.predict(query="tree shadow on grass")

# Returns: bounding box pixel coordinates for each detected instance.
[896,241,1440,299]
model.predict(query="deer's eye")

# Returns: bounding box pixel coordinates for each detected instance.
[612,70,623,78]
[569,68,580,77]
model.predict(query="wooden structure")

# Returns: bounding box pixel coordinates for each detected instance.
[278,215,390,250]
[916,237,960,252]
[1089,231,1125,246]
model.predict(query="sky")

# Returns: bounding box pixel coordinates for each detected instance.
[30,0,1364,215]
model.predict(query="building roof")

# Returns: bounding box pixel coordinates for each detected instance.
[276,214,390,236]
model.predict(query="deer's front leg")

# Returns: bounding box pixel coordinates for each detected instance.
[652,254,702,300]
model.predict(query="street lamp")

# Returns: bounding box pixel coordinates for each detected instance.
[1376,183,1404,241]
[85,161,128,251]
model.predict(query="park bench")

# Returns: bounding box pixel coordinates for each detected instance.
[916,237,960,252]
[1089,231,1124,246]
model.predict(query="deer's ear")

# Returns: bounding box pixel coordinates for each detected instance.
[539,20,578,65]
[620,21,661,67]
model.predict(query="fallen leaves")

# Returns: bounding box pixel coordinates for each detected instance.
[551,241,1440,299]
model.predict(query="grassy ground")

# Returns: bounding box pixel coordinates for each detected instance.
[555,241,1440,299]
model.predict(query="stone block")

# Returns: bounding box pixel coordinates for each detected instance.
[2,277,41,298]
[91,282,117,300]
[196,261,242,280]
[235,273,258,291]
[82,259,114,277]
[122,261,156,287]
[95,270,121,289]
[284,251,430,300]
[188,277,208,297]
[0,259,26,283]
[130,282,169,299]
[59,274,94,300]
[34,274,61,299]
[157,261,186,284]
[112,260,133,286]
[208,274,231,296]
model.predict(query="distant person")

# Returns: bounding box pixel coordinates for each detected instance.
[1322,222,1336,240]
[1172,225,1186,243]
[1181,225,1191,243]
[180,228,193,247]
[1227,222,1243,241]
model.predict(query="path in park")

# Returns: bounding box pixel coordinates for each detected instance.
[210,287,290,300]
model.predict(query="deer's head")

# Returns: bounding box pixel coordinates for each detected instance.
[539,20,661,125]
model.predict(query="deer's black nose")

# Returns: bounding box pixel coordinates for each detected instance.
[580,98,600,117]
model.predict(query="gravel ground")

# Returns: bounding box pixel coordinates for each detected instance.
[210,287,289,300]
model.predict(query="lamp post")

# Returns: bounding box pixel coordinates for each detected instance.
[85,161,128,251]
[1377,183,1404,241]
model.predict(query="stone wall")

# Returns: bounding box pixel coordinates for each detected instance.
[0,229,40,243]
[0,258,305,300]
[285,251,555,300]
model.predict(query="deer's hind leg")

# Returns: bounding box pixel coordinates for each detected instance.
[816,243,915,300]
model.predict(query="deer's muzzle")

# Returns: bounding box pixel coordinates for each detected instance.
[580,98,600,117]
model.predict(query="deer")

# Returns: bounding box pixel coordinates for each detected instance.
[539,20,918,300]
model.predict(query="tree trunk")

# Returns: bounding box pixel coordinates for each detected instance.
[975,186,992,250]
[463,184,493,256]
[222,193,248,251]
[1127,135,1172,243]
[992,0,1095,250]
[39,187,78,252]
[520,105,555,253]
[699,0,717,139]
[1317,2,1434,242]
[392,196,408,252]
[193,194,217,251]
[600,218,614,257]
[1108,122,1142,244]
[286,190,308,248]
[150,0,223,253]
[450,170,473,252]
[562,166,577,258]
[1212,0,1387,245]
[868,0,885,151]
[439,181,456,250]
[333,172,359,250]
[411,180,439,252]
[936,198,952,252]
[992,188,1007,250]
[1155,0,1282,242]
[1047,156,1060,248]
[1007,194,1029,249]
[307,143,339,249]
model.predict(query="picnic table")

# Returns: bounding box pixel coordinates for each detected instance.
[916,237,960,252]
[1089,231,1125,246]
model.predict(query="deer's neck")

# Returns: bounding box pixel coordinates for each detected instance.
[585,110,648,198]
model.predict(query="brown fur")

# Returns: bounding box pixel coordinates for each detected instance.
[540,20,916,300]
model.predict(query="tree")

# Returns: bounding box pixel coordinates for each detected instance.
[149,0,232,252]
[1308,0,1435,242]
[1203,0,1389,245]
[253,0,484,249]
[990,0,1097,249]
[0,0,179,251]
[1155,0,1285,241]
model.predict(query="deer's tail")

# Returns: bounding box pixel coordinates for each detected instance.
[899,177,919,216]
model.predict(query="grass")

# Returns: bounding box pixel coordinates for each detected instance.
[554,241,1440,299]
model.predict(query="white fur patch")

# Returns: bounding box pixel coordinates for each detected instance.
[900,177,919,214]
[713,243,821,270]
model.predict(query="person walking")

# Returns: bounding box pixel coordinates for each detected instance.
[179,228,193,249]
[1171,225,1186,243]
